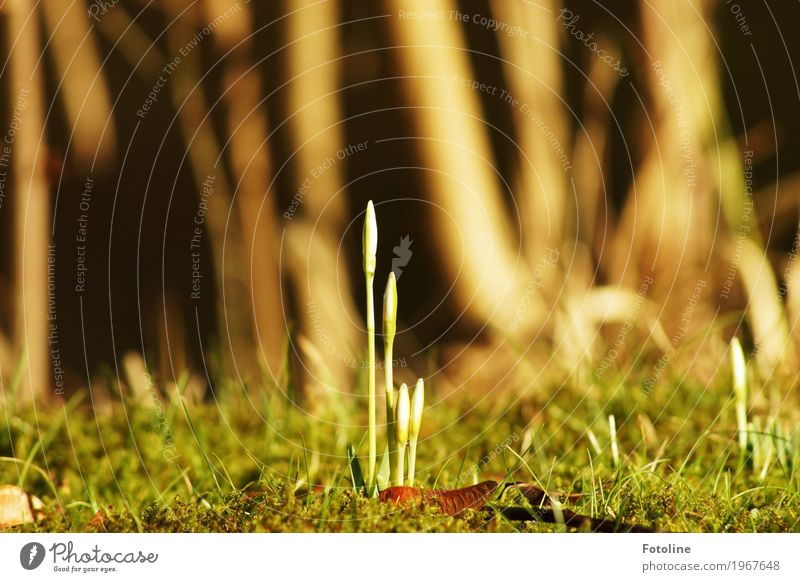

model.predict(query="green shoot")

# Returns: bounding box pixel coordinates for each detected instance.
[586,429,602,457]
[407,378,424,486]
[608,414,619,469]
[730,337,748,457]
[395,383,410,485]
[363,200,378,490]
[384,271,398,486]
[376,445,391,490]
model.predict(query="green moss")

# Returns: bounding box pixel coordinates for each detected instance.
[1,367,798,532]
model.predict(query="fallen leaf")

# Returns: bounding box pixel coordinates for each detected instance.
[379,486,423,505]
[378,481,653,531]
[379,481,582,515]
[380,481,498,515]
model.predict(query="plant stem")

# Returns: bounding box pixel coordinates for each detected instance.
[407,440,417,487]
[384,272,398,486]
[408,378,424,486]
[363,201,378,491]
[385,347,396,485]
[609,414,619,468]
[366,273,376,491]
[396,440,406,487]
[731,338,748,456]
[395,383,410,486]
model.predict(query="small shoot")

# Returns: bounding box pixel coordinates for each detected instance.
[363,200,378,490]
[407,378,425,486]
[758,419,774,482]
[730,337,748,457]
[586,429,602,457]
[395,383,410,485]
[608,414,620,469]
[376,445,391,491]
[383,271,398,485]
[520,427,534,457]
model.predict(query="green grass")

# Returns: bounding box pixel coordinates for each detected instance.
[1,361,799,532]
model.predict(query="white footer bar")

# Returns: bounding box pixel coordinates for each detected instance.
[1,533,798,581]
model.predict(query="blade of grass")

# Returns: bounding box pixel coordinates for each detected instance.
[347,443,365,494]
[178,395,223,496]
[19,392,84,488]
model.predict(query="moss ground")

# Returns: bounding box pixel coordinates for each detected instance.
[2,362,798,532]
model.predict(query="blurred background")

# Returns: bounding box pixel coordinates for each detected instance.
[1,0,799,411]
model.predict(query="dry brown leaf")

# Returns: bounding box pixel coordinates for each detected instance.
[380,481,498,515]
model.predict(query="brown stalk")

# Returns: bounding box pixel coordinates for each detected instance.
[385,0,531,333]
[492,0,570,267]
[283,0,360,397]
[163,0,254,380]
[40,0,117,167]
[7,0,50,404]
[205,0,285,382]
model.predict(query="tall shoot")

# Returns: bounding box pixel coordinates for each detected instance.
[395,383,410,484]
[730,337,749,457]
[407,378,424,486]
[384,272,398,485]
[608,414,619,468]
[360,201,425,492]
[363,201,378,490]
